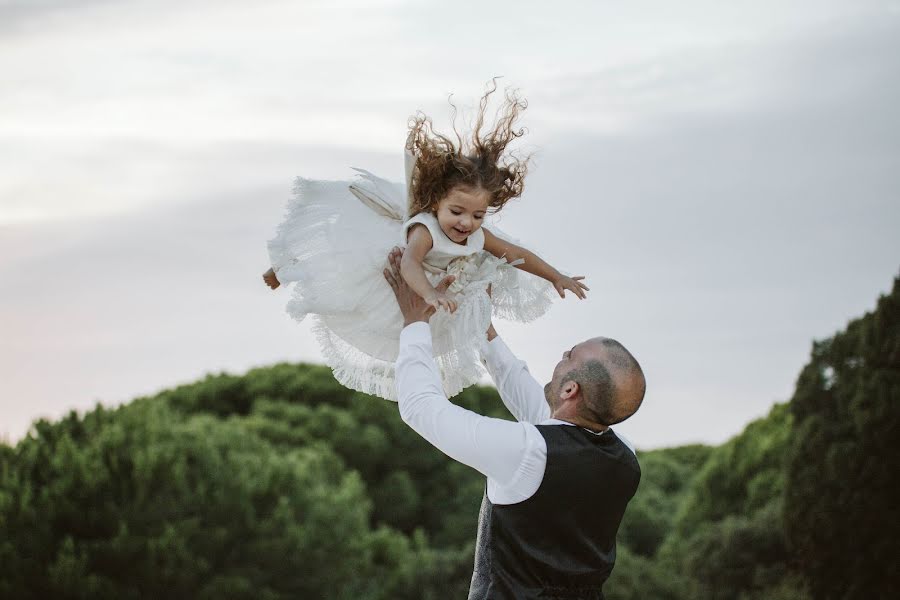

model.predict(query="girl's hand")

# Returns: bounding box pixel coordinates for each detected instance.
[553,275,589,300]
[263,267,281,290]
[426,291,458,314]
[384,247,456,326]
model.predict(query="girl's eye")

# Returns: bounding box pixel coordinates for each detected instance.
[475,215,484,220]
[450,210,461,215]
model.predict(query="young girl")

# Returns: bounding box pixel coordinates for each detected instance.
[263,80,588,400]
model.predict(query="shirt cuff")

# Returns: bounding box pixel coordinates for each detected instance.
[479,334,514,367]
[399,321,432,347]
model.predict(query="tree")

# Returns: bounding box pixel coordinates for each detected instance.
[616,445,712,558]
[0,402,389,599]
[785,275,900,599]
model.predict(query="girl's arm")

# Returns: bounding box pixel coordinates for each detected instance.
[483,227,589,300]
[401,224,458,312]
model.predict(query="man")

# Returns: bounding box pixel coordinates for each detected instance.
[383,247,645,600]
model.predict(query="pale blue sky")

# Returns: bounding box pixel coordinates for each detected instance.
[1,0,898,447]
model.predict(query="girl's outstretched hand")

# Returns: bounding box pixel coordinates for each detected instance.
[553,275,589,300]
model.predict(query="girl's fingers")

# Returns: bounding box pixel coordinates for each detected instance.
[436,275,456,292]
[566,282,587,299]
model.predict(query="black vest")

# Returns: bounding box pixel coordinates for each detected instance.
[467,425,640,600]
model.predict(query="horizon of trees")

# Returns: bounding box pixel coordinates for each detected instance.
[1,275,896,599]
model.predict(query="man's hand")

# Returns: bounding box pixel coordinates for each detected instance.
[384,247,455,326]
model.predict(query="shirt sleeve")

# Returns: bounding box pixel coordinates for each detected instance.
[395,322,535,487]
[479,335,551,424]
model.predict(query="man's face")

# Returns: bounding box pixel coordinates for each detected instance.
[544,339,600,410]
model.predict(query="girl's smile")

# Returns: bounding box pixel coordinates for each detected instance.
[434,185,491,245]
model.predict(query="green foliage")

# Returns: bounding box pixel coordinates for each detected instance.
[0,401,389,599]
[670,402,792,540]
[604,545,686,600]
[1,275,895,598]
[0,369,504,599]
[158,362,509,545]
[617,445,713,557]
[676,500,794,600]
[0,370,803,600]
[785,276,900,600]
[617,403,797,600]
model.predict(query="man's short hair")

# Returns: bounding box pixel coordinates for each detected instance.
[567,339,645,425]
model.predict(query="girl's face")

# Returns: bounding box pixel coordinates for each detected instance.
[433,185,491,244]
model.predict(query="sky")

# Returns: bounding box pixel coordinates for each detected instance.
[1,0,898,448]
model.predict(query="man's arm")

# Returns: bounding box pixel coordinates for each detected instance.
[396,322,539,486]
[480,324,551,424]
[383,246,542,486]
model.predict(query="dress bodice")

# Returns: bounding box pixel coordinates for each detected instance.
[402,211,486,271]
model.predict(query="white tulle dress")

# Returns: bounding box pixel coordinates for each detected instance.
[267,142,556,401]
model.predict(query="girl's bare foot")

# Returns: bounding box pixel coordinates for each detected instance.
[263,267,281,289]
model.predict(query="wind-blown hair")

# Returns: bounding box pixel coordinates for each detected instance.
[406,76,533,217]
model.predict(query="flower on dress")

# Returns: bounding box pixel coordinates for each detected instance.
[446,254,480,294]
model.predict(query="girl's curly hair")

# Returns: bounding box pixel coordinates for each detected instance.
[406,77,534,216]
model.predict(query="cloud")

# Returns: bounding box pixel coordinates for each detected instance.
[1,1,898,447]
[0,0,119,31]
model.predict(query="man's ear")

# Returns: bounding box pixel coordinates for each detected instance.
[560,380,580,401]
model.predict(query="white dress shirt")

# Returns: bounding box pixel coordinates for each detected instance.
[395,321,636,505]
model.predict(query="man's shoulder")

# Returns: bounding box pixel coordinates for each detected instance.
[612,430,637,456]
[537,423,639,465]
